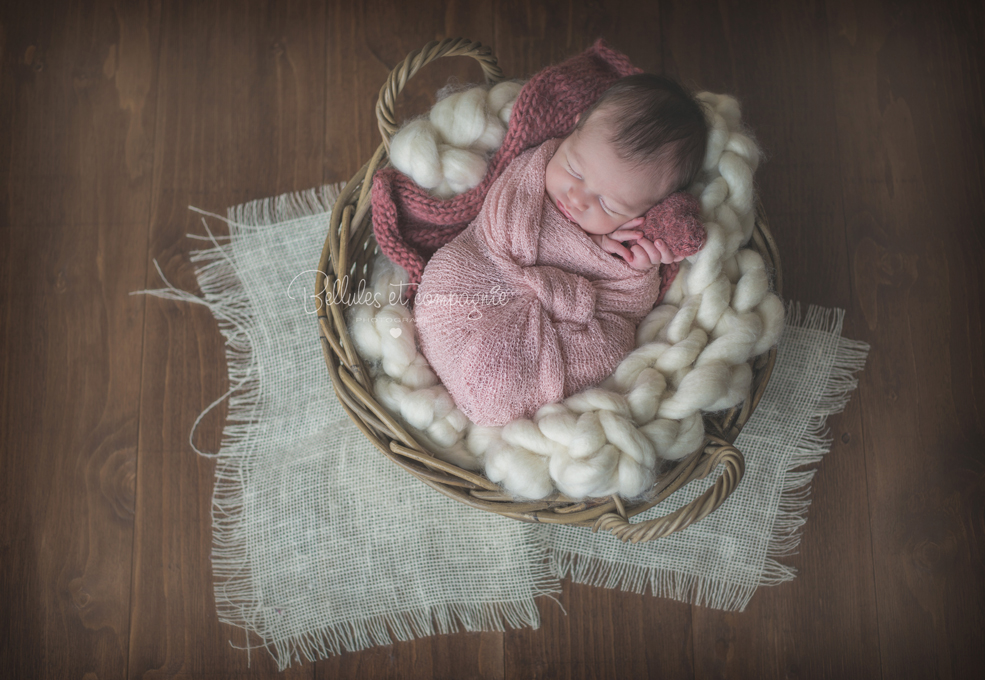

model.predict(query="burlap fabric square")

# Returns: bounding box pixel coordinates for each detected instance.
[139,184,867,669]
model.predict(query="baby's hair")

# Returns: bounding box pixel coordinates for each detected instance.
[576,74,708,193]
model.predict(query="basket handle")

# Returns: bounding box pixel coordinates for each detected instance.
[592,442,745,543]
[375,38,503,150]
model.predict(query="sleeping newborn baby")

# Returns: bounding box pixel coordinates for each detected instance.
[413,74,709,426]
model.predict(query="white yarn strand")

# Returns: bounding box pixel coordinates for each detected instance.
[389,82,522,197]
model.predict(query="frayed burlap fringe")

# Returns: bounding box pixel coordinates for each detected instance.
[551,551,764,611]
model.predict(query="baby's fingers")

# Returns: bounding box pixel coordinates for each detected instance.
[651,238,681,265]
[626,244,656,270]
[610,228,643,242]
[600,235,634,261]
[634,238,663,265]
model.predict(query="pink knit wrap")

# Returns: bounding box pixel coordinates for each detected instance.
[414,140,668,426]
[371,40,706,296]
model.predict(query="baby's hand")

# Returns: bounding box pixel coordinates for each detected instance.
[591,232,655,270]
[593,228,685,270]
[638,236,686,265]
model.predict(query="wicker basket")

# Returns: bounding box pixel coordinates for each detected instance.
[316,38,782,543]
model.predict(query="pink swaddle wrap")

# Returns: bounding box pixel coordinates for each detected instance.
[414,139,665,426]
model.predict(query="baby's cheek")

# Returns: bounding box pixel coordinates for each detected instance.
[544,165,560,200]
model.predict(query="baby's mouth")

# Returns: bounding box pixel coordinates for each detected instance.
[557,200,576,222]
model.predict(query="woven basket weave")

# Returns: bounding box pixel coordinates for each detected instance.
[316,38,782,543]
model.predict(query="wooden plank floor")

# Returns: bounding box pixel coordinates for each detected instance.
[2,0,982,678]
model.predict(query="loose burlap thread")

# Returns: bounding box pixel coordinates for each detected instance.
[136,184,868,669]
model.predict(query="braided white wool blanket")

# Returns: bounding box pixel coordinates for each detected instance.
[348,87,784,500]
[388,81,523,197]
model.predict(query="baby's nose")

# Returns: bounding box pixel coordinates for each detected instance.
[568,187,588,209]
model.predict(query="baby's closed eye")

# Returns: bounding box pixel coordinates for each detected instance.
[599,198,617,215]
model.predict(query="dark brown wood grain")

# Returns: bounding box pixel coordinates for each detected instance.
[1,0,983,678]
[827,0,985,677]
[1,0,154,678]
[130,1,323,678]
[504,582,694,680]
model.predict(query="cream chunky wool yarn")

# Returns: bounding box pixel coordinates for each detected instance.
[388,81,521,198]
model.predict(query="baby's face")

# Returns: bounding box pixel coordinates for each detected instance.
[545,115,677,236]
